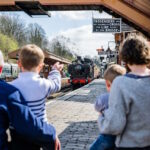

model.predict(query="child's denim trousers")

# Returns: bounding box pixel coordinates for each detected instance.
[90,134,116,150]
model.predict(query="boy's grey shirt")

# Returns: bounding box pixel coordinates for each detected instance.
[95,93,109,112]
[98,75,150,147]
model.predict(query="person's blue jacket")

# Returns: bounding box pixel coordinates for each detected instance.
[0,80,56,150]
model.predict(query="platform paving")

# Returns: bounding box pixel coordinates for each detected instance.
[46,79,106,150]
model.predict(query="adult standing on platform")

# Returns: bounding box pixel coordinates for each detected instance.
[98,35,150,150]
[0,50,61,150]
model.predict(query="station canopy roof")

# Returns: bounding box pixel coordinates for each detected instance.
[8,49,71,65]
[0,0,149,37]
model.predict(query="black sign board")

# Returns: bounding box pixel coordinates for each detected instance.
[93,18,121,33]
[121,22,135,32]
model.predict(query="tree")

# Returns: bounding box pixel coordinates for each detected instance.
[0,32,19,61]
[0,14,26,46]
[0,14,77,61]
[26,23,48,49]
[49,36,76,60]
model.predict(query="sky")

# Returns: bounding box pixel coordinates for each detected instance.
[0,11,115,57]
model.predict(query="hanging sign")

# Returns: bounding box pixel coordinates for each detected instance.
[93,18,121,33]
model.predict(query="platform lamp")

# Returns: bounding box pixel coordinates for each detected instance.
[106,45,111,63]
[107,41,115,51]
[106,41,116,63]
[106,46,111,52]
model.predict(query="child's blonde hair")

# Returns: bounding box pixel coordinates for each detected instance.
[104,64,126,83]
[19,44,44,70]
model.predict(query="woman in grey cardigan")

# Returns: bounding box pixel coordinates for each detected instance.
[98,34,150,150]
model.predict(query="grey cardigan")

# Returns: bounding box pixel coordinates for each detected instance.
[98,75,150,147]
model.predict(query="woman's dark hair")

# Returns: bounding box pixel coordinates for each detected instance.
[120,34,150,65]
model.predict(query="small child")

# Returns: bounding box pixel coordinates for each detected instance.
[90,64,126,150]
[11,44,63,121]
[10,44,63,149]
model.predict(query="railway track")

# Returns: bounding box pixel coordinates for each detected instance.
[47,85,72,99]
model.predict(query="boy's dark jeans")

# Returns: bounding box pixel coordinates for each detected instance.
[90,134,116,150]
[10,129,55,150]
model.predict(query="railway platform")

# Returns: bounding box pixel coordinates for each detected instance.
[46,79,106,150]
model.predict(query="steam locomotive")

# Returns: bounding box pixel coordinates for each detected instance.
[68,56,100,88]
